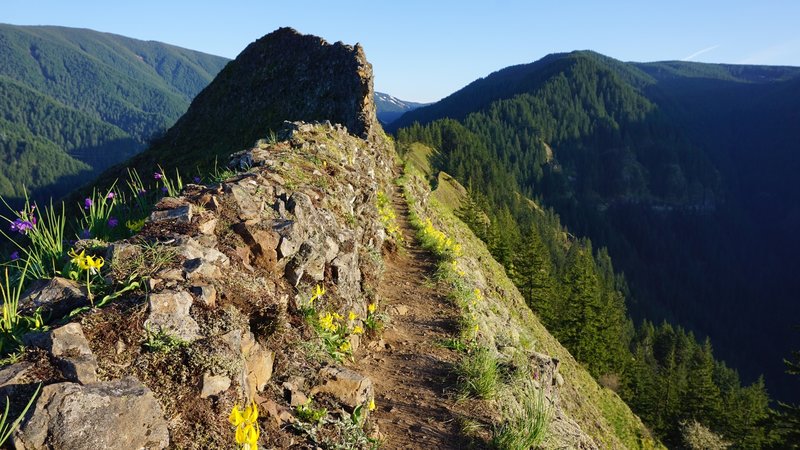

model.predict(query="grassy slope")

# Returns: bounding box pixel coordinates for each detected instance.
[404,146,661,449]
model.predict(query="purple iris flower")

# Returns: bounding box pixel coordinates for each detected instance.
[107,217,119,228]
[80,229,91,239]
[106,192,116,200]
[161,186,168,193]
[10,219,34,234]
[10,251,19,261]
[154,172,163,180]
[84,198,93,209]
[193,176,201,184]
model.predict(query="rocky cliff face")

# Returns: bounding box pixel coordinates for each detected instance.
[110,27,379,178]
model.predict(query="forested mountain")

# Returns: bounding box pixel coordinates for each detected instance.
[0,24,229,201]
[374,91,428,124]
[391,51,800,445]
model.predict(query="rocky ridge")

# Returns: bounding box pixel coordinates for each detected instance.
[0,28,651,449]
[4,121,395,448]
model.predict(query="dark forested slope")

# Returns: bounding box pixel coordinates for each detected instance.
[391,51,800,407]
[0,24,229,201]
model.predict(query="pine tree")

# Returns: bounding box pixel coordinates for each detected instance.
[684,338,722,422]
[512,224,557,325]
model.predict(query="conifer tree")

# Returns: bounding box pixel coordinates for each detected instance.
[512,224,557,325]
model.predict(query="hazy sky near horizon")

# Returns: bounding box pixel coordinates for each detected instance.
[5,1,800,102]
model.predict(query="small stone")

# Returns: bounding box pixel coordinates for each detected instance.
[105,243,142,265]
[311,366,373,408]
[147,278,161,290]
[388,304,410,316]
[229,184,262,221]
[149,205,192,223]
[244,345,274,397]
[24,323,98,384]
[115,339,127,355]
[145,291,201,342]
[184,258,222,280]
[200,373,231,398]
[198,216,218,235]
[190,284,217,308]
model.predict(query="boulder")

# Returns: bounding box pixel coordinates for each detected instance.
[19,277,88,321]
[13,377,169,450]
[145,291,201,342]
[229,184,262,221]
[23,322,98,384]
[311,366,373,408]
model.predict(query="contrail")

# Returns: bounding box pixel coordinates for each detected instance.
[682,45,720,61]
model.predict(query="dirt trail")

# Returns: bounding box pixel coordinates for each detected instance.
[358,191,465,449]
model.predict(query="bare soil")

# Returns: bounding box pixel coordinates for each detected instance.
[357,191,468,450]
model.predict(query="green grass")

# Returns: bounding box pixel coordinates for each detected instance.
[458,346,499,400]
[142,326,188,353]
[492,384,550,450]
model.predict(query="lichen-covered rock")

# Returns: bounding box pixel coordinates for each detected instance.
[24,322,98,384]
[145,290,201,342]
[200,373,231,398]
[13,377,169,450]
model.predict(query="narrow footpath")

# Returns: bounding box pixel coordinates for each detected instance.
[358,191,466,450]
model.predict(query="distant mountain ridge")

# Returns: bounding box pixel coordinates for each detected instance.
[0,23,229,200]
[374,91,428,124]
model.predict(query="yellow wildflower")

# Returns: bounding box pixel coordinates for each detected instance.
[367,303,376,314]
[368,398,376,411]
[318,312,337,332]
[68,248,86,267]
[85,254,104,274]
[243,401,258,423]
[352,325,364,335]
[229,404,244,427]
[332,312,343,321]
[348,311,357,322]
[474,288,483,301]
[339,340,351,352]
[310,284,325,302]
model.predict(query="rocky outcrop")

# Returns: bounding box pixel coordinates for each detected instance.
[131,27,379,173]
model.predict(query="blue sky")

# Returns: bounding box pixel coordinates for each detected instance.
[5,1,800,102]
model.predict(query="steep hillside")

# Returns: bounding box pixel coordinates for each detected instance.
[391,51,800,406]
[374,92,428,125]
[0,23,228,200]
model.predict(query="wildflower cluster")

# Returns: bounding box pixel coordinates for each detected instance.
[420,218,462,260]
[363,302,384,334]
[299,284,325,318]
[315,308,364,361]
[67,248,105,304]
[229,402,260,450]
[377,191,403,244]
